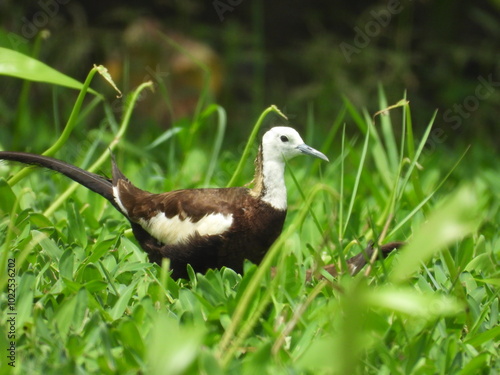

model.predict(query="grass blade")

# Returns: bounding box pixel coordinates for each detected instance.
[390,185,484,283]
[343,121,370,236]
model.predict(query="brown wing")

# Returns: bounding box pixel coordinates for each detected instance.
[120,186,250,222]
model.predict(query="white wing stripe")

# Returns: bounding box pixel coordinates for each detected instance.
[139,212,233,245]
[113,186,129,215]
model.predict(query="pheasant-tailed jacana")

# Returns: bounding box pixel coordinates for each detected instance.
[0,127,328,279]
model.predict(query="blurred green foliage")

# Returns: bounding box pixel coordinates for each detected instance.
[1,0,499,148]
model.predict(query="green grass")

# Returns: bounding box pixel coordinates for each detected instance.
[0,48,499,375]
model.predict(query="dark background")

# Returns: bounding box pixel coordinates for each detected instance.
[1,0,499,151]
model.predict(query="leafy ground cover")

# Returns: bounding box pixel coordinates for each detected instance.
[0,48,498,374]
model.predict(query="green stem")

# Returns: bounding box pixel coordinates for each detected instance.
[217,183,337,366]
[0,188,25,291]
[220,281,274,368]
[201,104,227,186]
[226,105,287,187]
[8,66,101,185]
[342,122,370,236]
[43,81,153,216]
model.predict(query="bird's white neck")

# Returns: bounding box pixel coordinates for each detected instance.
[261,159,287,210]
[251,146,288,211]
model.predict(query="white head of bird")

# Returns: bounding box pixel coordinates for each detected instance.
[258,127,328,210]
[261,127,329,162]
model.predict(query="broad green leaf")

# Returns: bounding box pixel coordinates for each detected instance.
[61,277,82,293]
[59,249,75,279]
[147,314,205,375]
[118,320,145,355]
[66,334,85,359]
[83,280,108,293]
[474,278,500,287]
[80,263,103,283]
[27,212,53,228]
[0,47,95,92]
[110,280,139,320]
[119,237,148,263]
[67,201,88,248]
[16,271,35,331]
[35,230,63,260]
[86,238,116,264]
[0,179,16,215]
[457,353,490,375]
[52,288,88,337]
[464,325,500,347]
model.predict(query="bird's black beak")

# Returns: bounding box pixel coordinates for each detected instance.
[296,144,329,162]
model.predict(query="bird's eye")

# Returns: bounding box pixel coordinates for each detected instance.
[280,135,289,142]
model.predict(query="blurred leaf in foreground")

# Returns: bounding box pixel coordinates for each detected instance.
[391,185,484,283]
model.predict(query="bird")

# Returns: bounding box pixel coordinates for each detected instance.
[0,126,328,279]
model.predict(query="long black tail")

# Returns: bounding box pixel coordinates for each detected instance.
[0,151,116,206]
